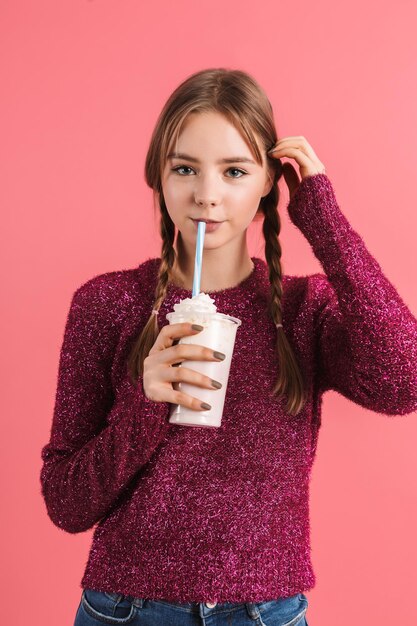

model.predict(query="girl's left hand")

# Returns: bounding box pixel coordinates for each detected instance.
[267,136,326,201]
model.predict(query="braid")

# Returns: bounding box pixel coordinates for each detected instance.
[261,169,307,416]
[127,197,176,383]
[152,198,176,313]
[262,189,285,328]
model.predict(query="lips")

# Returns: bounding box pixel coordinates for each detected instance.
[191,219,224,232]
[192,218,222,223]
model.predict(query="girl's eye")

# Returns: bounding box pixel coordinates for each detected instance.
[171,166,247,178]
[171,166,194,175]
[227,168,247,178]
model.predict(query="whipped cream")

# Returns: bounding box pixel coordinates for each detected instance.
[172,292,217,316]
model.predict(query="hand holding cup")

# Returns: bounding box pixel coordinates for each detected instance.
[143,322,225,412]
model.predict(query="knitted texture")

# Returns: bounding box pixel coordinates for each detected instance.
[40,173,417,603]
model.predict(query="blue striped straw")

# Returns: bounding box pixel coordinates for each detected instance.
[192,221,206,297]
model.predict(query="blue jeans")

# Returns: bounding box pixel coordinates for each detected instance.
[74,588,310,625]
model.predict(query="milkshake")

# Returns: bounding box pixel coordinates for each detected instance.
[166,293,241,428]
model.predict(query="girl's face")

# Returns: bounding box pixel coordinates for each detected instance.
[160,111,273,252]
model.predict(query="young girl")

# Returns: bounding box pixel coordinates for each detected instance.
[40,68,417,626]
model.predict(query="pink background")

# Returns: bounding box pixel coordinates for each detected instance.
[2,1,416,624]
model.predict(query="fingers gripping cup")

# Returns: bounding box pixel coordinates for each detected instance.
[166,293,241,428]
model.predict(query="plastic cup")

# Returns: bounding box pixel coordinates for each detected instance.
[166,308,242,427]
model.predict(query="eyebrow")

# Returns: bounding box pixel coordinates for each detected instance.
[167,152,256,165]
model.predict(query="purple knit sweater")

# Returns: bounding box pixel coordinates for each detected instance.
[40,173,417,603]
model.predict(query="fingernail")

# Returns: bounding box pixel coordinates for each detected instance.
[192,324,204,331]
[211,380,222,389]
[213,351,226,360]
[201,402,211,410]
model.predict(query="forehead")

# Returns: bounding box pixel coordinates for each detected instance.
[168,111,264,164]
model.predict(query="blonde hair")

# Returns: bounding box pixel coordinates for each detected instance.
[127,68,306,415]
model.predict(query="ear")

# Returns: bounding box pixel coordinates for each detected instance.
[261,169,274,198]
[154,189,163,207]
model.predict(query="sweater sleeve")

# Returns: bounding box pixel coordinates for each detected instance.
[40,280,171,534]
[287,173,417,416]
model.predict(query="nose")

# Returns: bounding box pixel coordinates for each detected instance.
[195,197,218,207]
[194,174,221,207]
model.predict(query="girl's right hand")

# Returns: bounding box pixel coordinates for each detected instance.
[143,323,225,411]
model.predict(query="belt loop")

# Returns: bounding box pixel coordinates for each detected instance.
[245,602,262,620]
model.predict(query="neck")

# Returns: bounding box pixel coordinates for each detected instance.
[170,235,254,292]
